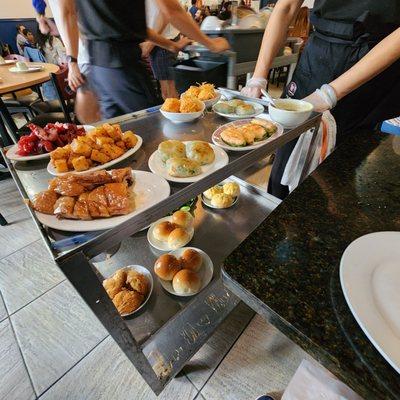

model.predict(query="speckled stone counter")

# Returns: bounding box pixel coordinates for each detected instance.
[222,130,400,399]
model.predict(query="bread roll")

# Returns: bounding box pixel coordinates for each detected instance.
[211,193,234,208]
[168,227,190,249]
[186,141,215,165]
[203,185,223,200]
[153,221,177,242]
[223,182,240,198]
[158,140,186,162]
[172,210,193,229]
[180,249,202,272]
[154,254,181,280]
[172,269,201,295]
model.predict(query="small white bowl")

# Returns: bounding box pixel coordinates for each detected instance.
[203,92,221,109]
[268,99,313,128]
[160,101,205,124]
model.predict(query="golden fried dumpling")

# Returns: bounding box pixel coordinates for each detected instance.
[166,157,201,177]
[185,85,201,97]
[241,123,267,141]
[240,129,256,145]
[186,141,215,165]
[161,98,180,113]
[220,128,246,147]
[180,95,203,113]
[126,271,148,296]
[158,140,186,163]
[227,99,245,108]
[236,104,255,116]
[103,276,123,299]
[112,290,144,314]
[251,118,278,134]
[223,182,240,198]
[211,193,234,208]
[203,185,223,199]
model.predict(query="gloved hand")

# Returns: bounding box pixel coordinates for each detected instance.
[302,85,337,112]
[241,77,267,98]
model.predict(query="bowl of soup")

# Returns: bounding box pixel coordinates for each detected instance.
[268,99,313,128]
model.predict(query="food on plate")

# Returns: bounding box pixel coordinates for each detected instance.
[211,193,234,208]
[172,269,202,295]
[236,103,255,116]
[227,99,245,108]
[16,123,86,157]
[103,267,149,315]
[158,140,186,162]
[186,141,215,165]
[168,227,191,249]
[166,157,201,178]
[223,182,240,197]
[180,95,203,113]
[49,124,138,173]
[185,85,201,97]
[161,98,181,113]
[203,185,223,200]
[220,127,247,147]
[31,167,135,220]
[171,210,193,229]
[251,118,278,134]
[183,82,217,101]
[242,124,266,141]
[213,101,235,115]
[153,221,178,242]
[180,249,202,272]
[154,254,182,280]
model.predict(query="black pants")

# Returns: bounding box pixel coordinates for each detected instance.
[268,33,400,199]
[91,61,160,119]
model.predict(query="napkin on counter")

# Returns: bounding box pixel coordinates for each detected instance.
[281,359,364,400]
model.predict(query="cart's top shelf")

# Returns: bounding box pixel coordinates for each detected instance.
[8,108,321,260]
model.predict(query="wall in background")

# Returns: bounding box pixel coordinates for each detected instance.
[0,0,53,18]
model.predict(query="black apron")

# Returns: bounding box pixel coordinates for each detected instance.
[268,14,400,199]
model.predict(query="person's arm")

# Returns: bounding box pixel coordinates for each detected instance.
[304,27,400,111]
[57,0,85,90]
[155,0,229,53]
[242,0,303,97]
[146,28,191,54]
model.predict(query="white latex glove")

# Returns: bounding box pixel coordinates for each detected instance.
[303,85,337,112]
[241,77,267,98]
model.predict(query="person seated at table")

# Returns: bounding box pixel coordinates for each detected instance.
[36,24,66,65]
[189,0,198,19]
[218,1,232,21]
[22,29,37,49]
[16,25,27,55]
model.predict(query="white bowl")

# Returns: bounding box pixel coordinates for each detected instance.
[268,99,313,128]
[201,16,224,30]
[160,101,205,124]
[203,92,221,109]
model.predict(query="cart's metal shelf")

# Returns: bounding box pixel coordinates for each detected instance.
[3,108,321,394]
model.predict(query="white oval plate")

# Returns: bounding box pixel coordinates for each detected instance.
[6,125,94,162]
[47,134,143,176]
[35,170,170,232]
[212,117,283,152]
[212,100,264,120]
[160,101,205,124]
[148,141,229,183]
[340,231,400,374]
[9,65,44,73]
[158,247,214,297]
[147,216,194,251]
[107,265,153,317]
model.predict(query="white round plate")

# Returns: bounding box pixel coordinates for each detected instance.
[160,101,205,123]
[0,60,16,65]
[147,216,194,251]
[6,125,94,162]
[203,92,221,109]
[157,247,214,297]
[47,134,142,176]
[9,65,44,73]
[34,170,170,232]
[340,231,400,374]
[148,141,229,183]
[106,265,153,317]
[212,118,283,152]
[212,100,264,120]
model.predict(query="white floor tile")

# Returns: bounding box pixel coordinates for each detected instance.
[0,178,26,217]
[0,294,7,321]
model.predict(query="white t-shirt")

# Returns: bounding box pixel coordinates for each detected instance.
[146,0,179,40]
[42,36,66,65]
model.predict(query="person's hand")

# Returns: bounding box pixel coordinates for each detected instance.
[140,41,155,59]
[37,15,50,35]
[302,90,331,112]
[241,77,267,98]
[174,37,192,53]
[68,63,85,92]
[207,37,230,53]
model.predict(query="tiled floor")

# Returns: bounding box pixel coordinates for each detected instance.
[0,177,311,400]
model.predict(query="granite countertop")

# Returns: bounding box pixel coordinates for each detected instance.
[222,130,400,399]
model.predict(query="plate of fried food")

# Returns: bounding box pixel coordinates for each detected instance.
[160,95,205,123]
[103,266,153,317]
[212,118,283,151]
[148,139,228,183]
[147,210,194,251]
[213,98,264,120]
[31,167,170,232]
[154,247,213,297]
[202,180,240,209]
[47,123,142,176]
[182,82,221,108]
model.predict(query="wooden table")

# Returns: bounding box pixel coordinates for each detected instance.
[0,62,59,145]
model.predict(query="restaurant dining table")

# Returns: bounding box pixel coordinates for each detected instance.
[222,129,400,399]
[0,61,59,145]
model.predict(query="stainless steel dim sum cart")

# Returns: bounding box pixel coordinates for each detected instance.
[2,107,321,394]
